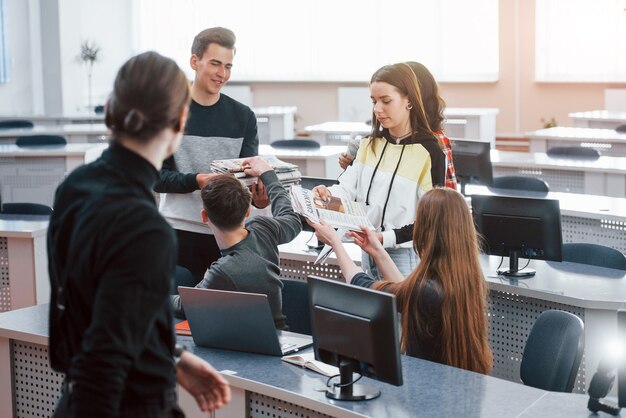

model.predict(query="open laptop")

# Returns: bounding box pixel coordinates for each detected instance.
[178,287,313,356]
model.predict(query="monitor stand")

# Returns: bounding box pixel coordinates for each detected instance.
[497,250,536,278]
[325,359,380,401]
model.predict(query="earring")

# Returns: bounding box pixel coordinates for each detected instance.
[406,103,413,110]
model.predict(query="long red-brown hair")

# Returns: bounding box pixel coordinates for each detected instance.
[373,188,492,374]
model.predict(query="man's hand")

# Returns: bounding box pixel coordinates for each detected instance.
[176,350,231,413]
[338,152,355,170]
[251,179,270,209]
[242,156,272,177]
[196,173,219,189]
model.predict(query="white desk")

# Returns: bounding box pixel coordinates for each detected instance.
[526,127,626,156]
[254,106,297,144]
[0,143,108,206]
[465,184,626,255]
[304,119,469,145]
[260,144,344,179]
[279,232,626,396]
[0,123,110,144]
[0,215,49,313]
[491,149,626,197]
[445,107,500,147]
[569,110,626,129]
[0,113,105,125]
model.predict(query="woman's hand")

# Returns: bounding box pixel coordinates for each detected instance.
[307,219,341,247]
[338,152,355,170]
[348,226,385,257]
[311,185,331,207]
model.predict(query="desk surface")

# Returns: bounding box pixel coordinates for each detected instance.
[260,144,346,158]
[526,127,626,141]
[0,214,49,238]
[491,149,626,174]
[0,303,608,418]
[465,184,626,222]
[569,110,626,122]
[0,142,108,156]
[0,123,109,138]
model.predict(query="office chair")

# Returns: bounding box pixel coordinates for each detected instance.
[520,309,584,393]
[171,265,197,295]
[270,139,321,149]
[562,243,626,271]
[0,203,53,215]
[491,175,550,193]
[94,105,105,114]
[299,176,338,190]
[546,146,600,160]
[16,135,67,147]
[0,120,34,129]
[281,279,311,335]
[615,124,626,134]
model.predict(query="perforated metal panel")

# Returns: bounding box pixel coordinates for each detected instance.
[12,341,64,417]
[249,392,332,418]
[0,157,66,205]
[280,259,344,282]
[562,215,626,255]
[488,290,586,393]
[0,237,10,312]
[493,167,586,194]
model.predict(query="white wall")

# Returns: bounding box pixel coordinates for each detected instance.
[0,0,36,114]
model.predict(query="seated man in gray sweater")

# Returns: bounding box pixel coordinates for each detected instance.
[171,156,302,329]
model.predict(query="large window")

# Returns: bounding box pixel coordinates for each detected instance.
[133,0,498,82]
[536,0,626,82]
[0,0,9,84]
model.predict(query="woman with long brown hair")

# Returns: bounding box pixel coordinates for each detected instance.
[310,187,492,374]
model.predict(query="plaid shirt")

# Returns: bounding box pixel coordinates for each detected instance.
[434,131,458,190]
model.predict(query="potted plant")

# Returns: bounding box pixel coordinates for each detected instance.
[76,40,100,113]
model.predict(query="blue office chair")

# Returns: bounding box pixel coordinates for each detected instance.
[172,265,197,295]
[281,279,311,335]
[0,120,34,129]
[16,135,67,147]
[562,243,626,270]
[270,139,321,149]
[547,146,600,160]
[616,124,626,134]
[491,175,550,193]
[520,310,584,393]
[0,203,53,215]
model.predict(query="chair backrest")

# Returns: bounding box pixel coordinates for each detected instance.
[562,243,626,270]
[0,203,53,215]
[520,310,584,392]
[172,265,197,295]
[546,146,600,160]
[0,120,34,129]
[16,135,67,147]
[270,139,321,149]
[281,279,311,335]
[616,124,626,134]
[491,175,550,193]
[299,176,338,190]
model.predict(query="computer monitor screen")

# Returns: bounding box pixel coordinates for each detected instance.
[471,194,562,278]
[307,275,403,401]
[452,139,493,194]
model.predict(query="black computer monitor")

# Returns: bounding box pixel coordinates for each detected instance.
[471,194,562,278]
[307,275,403,401]
[452,139,493,195]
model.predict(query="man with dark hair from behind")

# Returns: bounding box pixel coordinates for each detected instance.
[48,51,230,417]
[170,156,302,330]
[156,27,268,285]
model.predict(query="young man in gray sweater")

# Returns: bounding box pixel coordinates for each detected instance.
[171,157,302,329]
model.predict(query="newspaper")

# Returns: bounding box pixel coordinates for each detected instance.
[289,185,373,232]
[211,156,300,187]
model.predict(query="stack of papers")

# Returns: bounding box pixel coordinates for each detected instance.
[211,156,301,187]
